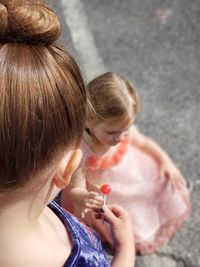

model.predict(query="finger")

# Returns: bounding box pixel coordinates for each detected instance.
[98,206,116,225]
[86,201,102,209]
[164,170,178,188]
[94,198,104,205]
[176,177,186,189]
[102,204,128,224]
[107,204,129,218]
[179,176,186,186]
[88,191,100,197]
[173,179,181,189]
[94,195,104,202]
[171,174,184,189]
[170,177,178,189]
[171,176,181,190]
[81,208,90,219]
[94,213,109,223]
[93,201,104,207]
[94,213,102,220]
[93,207,101,213]
[81,211,86,219]
[85,202,95,208]
[87,198,102,205]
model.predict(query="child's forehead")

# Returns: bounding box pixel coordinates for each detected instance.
[103,115,134,130]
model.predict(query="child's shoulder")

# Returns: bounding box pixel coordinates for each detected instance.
[129,124,140,135]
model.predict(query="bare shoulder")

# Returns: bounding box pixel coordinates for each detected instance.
[0,248,35,267]
[0,211,70,267]
[129,125,147,146]
[0,243,66,267]
[129,125,140,135]
[129,125,143,139]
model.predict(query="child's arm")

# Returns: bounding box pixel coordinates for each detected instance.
[129,125,186,188]
[98,205,135,267]
[61,162,103,210]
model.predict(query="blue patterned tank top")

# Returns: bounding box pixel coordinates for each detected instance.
[48,201,110,267]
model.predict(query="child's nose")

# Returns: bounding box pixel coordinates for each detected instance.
[119,131,128,140]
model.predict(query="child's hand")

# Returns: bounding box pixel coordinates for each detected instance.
[83,191,104,209]
[97,205,135,250]
[160,159,186,189]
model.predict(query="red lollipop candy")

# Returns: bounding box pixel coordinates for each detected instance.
[100,184,111,206]
[100,184,111,195]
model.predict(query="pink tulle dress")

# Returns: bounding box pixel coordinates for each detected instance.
[82,137,191,254]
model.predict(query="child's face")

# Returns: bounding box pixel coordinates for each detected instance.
[92,116,134,146]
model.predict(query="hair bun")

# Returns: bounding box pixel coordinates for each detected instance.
[0,0,61,44]
[0,2,8,38]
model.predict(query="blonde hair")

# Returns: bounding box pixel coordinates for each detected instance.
[0,0,87,190]
[87,72,139,122]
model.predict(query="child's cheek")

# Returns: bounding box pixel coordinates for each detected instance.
[102,133,113,142]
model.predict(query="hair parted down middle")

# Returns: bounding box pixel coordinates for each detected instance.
[87,72,139,121]
[0,0,87,190]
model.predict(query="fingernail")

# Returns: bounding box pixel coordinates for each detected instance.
[99,207,105,213]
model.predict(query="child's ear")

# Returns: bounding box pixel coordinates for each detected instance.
[53,149,82,189]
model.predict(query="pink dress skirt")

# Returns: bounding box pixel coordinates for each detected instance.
[80,138,191,254]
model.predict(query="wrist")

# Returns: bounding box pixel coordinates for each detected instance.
[70,188,88,206]
[158,154,170,165]
[115,239,135,253]
[114,243,135,263]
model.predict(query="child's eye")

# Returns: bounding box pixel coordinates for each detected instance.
[106,131,119,135]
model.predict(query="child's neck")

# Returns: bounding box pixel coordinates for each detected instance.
[83,130,110,154]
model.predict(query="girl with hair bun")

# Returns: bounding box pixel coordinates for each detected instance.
[0,1,135,266]
[62,72,191,254]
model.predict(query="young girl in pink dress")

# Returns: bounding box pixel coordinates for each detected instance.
[61,72,191,254]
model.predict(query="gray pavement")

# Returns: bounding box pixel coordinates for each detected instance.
[48,0,200,266]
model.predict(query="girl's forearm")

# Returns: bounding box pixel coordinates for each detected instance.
[68,187,89,206]
[111,247,135,267]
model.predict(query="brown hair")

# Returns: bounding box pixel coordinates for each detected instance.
[87,72,139,122]
[0,0,87,190]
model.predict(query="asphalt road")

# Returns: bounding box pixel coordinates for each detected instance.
[47,0,200,266]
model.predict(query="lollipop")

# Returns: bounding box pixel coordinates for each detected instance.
[100,184,111,206]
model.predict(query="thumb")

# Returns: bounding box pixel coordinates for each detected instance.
[102,204,127,225]
[101,205,117,225]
